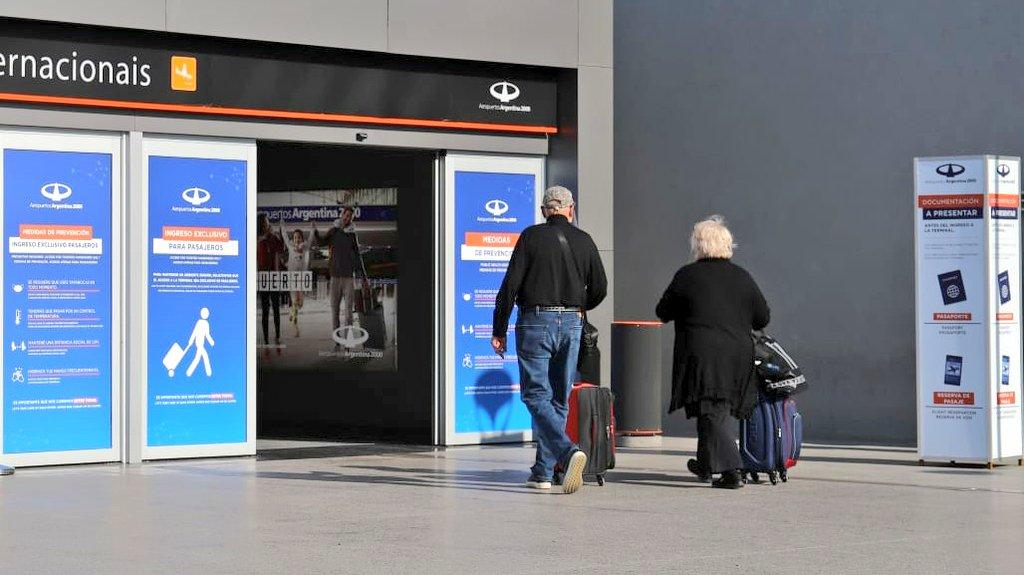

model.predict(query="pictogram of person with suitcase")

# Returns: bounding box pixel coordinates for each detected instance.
[163,307,216,378]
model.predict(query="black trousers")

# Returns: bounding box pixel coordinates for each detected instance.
[696,399,743,474]
[260,291,281,342]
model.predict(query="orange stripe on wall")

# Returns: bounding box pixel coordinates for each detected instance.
[0,92,558,135]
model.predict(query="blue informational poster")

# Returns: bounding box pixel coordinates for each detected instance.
[3,149,113,453]
[147,156,247,446]
[453,171,535,434]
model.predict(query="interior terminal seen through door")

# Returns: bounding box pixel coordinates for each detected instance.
[255,142,436,444]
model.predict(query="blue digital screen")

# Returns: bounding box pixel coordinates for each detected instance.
[147,156,247,446]
[3,149,113,453]
[453,171,535,434]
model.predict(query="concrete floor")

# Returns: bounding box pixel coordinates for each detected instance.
[2,438,1023,574]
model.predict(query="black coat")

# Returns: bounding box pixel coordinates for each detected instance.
[655,258,770,419]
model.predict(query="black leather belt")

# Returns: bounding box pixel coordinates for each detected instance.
[534,306,581,312]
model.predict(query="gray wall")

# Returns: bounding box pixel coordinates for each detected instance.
[0,0,591,67]
[615,0,1024,445]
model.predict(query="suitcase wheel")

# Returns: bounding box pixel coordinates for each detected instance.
[779,469,788,483]
[596,474,605,486]
[744,471,761,484]
[768,471,779,485]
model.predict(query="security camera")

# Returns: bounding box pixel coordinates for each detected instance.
[355,133,368,142]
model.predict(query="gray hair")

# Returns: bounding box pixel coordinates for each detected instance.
[690,215,735,260]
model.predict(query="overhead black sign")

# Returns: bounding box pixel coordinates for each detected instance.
[0,20,558,134]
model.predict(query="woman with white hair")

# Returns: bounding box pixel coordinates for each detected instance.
[656,215,770,489]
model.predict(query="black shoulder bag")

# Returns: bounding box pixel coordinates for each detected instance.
[554,228,601,383]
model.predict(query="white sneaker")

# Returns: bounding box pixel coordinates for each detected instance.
[525,477,552,490]
[562,450,587,494]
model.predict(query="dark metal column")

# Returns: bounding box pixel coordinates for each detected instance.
[611,321,663,447]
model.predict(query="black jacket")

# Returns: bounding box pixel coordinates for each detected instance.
[492,215,607,337]
[314,227,361,278]
[656,258,770,418]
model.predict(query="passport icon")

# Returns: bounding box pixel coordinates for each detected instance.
[944,355,963,386]
[938,270,967,305]
[999,271,1011,304]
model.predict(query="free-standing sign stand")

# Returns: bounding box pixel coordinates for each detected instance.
[915,155,1024,467]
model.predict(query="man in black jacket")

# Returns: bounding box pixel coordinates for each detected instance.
[492,185,607,494]
[313,207,362,345]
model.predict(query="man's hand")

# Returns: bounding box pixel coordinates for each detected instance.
[491,336,507,358]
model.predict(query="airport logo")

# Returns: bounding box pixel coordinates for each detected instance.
[479,80,532,113]
[485,199,509,216]
[174,186,220,214]
[997,163,1011,178]
[478,199,516,223]
[181,186,211,207]
[936,163,966,178]
[40,182,72,202]
[32,182,82,210]
[171,55,197,92]
[921,161,978,187]
[489,81,520,103]
[332,326,369,348]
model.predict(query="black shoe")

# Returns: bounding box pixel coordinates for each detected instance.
[712,470,744,489]
[687,459,711,483]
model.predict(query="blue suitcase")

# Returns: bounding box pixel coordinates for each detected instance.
[740,392,803,485]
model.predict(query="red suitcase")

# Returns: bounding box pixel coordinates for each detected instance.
[561,382,616,486]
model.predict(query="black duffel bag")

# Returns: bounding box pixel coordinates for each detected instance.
[752,331,807,397]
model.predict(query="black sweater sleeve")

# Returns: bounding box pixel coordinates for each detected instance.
[585,239,608,311]
[751,278,771,331]
[492,232,529,338]
[655,272,681,322]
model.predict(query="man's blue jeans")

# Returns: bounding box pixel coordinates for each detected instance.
[515,308,583,480]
